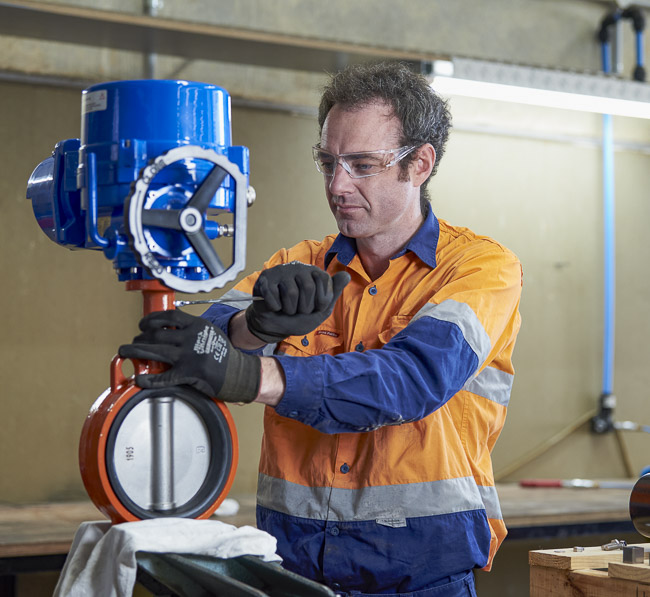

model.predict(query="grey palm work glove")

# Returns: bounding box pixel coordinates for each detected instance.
[245,262,351,344]
[118,310,261,403]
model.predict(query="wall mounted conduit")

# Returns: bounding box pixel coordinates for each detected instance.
[591,8,647,473]
[591,10,619,436]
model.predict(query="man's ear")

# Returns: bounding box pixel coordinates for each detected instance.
[411,144,435,187]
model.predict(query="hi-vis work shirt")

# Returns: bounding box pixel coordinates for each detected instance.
[204,209,522,596]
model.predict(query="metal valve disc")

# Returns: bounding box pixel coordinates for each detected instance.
[80,355,238,524]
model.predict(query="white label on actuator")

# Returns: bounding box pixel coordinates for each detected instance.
[82,89,108,114]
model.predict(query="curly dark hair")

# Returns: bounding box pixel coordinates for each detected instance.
[318,62,452,213]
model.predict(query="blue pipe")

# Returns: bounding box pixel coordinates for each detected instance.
[591,15,618,434]
[601,110,615,397]
[599,23,616,398]
[601,25,616,398]
[592,6,646,435]
[601,22,615,396]
[601,40,611,75]
[634,30,646,81]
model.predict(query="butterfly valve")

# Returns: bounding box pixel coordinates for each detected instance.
[26,79,254,523]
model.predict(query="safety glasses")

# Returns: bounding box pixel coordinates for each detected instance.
[312,145,418,179]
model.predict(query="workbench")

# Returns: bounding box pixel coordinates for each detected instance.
[530,543,650,596]
[497,483,635,539]
[0,484,638,595]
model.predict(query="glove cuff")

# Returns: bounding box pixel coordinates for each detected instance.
[219,353,261,403]
[245,307,288,345]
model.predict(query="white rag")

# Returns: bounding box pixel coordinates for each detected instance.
[53,517,282,597]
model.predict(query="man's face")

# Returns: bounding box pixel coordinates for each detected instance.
[319,101,421,244]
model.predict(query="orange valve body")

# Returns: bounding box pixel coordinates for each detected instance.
[79,281,239,524]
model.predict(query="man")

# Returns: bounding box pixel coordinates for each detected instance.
[120,62,522,597]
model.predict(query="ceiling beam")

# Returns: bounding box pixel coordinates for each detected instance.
[0,0,443,73]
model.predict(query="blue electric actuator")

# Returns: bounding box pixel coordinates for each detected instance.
[27,79,254,293]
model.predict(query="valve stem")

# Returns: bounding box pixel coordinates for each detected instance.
[174,296,263,307]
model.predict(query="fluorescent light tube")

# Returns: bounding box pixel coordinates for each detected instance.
[429,58,650,119]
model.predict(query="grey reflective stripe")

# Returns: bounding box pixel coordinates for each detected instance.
[462,366,513,407]
[411,300,491,366]
[218,288,254,309]
[478,484,503,520]
[257,473,494,522]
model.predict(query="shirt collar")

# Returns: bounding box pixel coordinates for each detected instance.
[325,208,439,270]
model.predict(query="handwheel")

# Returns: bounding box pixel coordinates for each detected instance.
[125,145,249,294]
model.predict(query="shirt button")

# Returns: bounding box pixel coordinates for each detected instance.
[355,342,364,352]
[340,463,350,474]
[301,336,309,346]
[332,583,341,590]
[369,285,378,296]
[330,526,340,536]
[289,410,299,418]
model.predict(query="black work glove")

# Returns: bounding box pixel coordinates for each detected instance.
[118,310,261,403]
[245,262,351,344]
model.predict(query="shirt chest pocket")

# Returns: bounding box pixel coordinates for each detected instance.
[276,327,344,357]
[377,315,413,345]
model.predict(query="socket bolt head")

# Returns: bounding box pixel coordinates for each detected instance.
[623,545,645,564]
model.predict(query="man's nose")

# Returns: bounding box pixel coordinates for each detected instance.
[328,161,354,194]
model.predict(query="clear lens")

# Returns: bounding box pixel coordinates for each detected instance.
[313,148,337,176]
[312,146,417,179]
[345,153,390,177]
